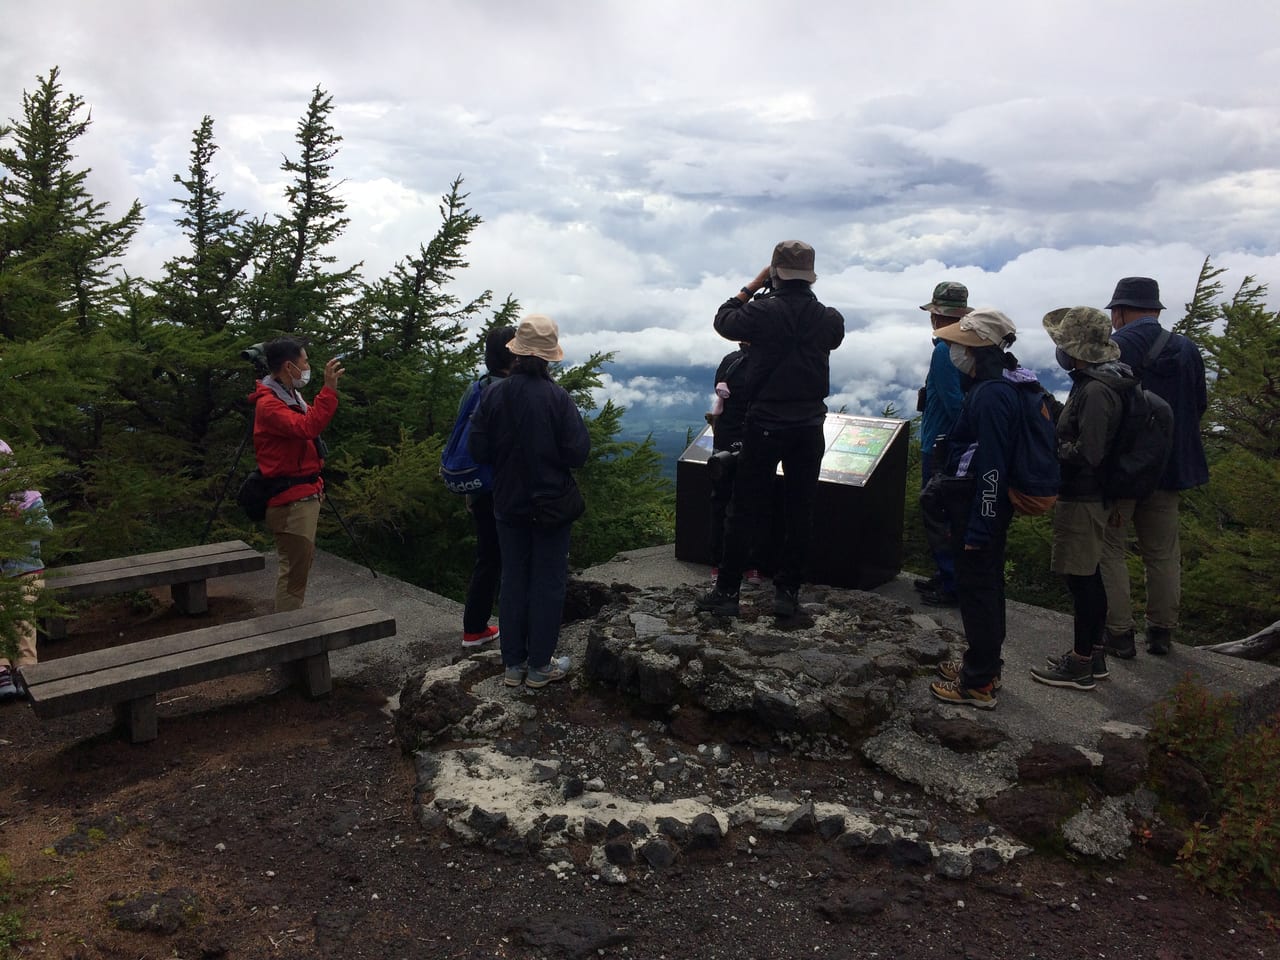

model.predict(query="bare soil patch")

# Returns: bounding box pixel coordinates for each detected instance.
[0,590,1276,959]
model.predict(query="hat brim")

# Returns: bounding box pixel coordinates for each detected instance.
[932,321,988,347]
[1104,297,1166,311]
[1070,342,1122,363]
[919,303,973,318]
[774,266,816,283]
[509,339,564,362]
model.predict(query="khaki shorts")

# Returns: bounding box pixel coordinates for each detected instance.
[1051,499,1111,576]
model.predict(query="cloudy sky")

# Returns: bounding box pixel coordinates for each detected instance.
[5,0,1280,420]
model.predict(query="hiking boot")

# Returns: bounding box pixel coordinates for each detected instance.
[920,586,959,608]
[696,587,740,617]
[929,678,997,710]
[462,624,500,649]
[1030,653,1096,690]
[1146,626,1174,656]
[1103,628,1137,660]
[1045,648,1108,680]
[503,664,527,687]
[937,659,1002,690]
[914,575,941,594]
[0,667,17,702]
[744,568,765,587]
[526,656,571,689]
[773,586,799,618]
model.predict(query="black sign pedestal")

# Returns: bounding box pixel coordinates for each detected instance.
[675,414,909,590]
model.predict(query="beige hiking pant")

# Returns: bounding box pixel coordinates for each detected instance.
[1099,489,1181,632]
[265,497,322,613]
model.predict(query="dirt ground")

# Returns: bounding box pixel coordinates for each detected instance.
[0,590,1277,959]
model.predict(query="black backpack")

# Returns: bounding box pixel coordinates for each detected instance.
[1080,372,1174,502]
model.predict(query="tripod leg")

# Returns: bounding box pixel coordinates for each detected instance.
[323,492,378,578]
[202,410,256,544]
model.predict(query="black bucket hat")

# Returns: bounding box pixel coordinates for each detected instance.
[1106,277,1165,311]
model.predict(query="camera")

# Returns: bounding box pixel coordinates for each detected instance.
[707,447,739,484]
[240,343,268,375]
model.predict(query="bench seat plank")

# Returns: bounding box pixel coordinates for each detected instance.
[45,540,265,601]
[23,598,395,721]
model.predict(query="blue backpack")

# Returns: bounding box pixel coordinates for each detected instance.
[440,379,493,495]
[972,380,1061,515]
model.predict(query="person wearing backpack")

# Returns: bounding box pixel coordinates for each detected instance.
[468,315,590,689]
[455,326,516,649]
[1030,307,1132,690]
[1100,277,1209,657]
[927,309,1049,709]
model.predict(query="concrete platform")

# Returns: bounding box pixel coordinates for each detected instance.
[579,544,1279,748]
[215,542,1277,750]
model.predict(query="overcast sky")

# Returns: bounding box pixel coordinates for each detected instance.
[5,0,1280,416]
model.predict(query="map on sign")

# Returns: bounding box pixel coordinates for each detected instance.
[818,415,902,486]
[678,414,905,488]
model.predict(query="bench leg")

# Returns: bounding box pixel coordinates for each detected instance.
[39,617,68,643]
[299,653,332,699]
[114,696,158,744]
[171,580,209,616]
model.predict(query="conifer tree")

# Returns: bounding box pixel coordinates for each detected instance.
[0,66,141,340]
[246,86,360,343]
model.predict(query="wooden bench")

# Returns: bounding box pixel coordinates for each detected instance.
[21,598,397,743]
[42,540,266,640]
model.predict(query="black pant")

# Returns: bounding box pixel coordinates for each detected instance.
[943,479,1013,687]
[1065,569,1106,657]
[718,423,824,593]
[463,493,501,634]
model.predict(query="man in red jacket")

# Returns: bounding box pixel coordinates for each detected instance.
[251,337,344,611]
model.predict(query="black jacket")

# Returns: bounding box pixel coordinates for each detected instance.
[468,372,591,523]
[714,283,845,429]
[712,346,753,450]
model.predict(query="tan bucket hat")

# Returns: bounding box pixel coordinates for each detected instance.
[509,314,564,362]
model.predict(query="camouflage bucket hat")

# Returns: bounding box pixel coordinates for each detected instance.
[919,281,972,318]
[1042,306,1121,364]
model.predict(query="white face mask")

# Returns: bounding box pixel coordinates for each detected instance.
[289,363,311,388]
[949,343,976,376]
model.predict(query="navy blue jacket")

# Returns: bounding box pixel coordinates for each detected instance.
[468,372,591,523]
[943,365,1047,547]
[1111,316,1208,491]
[714,283,845,429]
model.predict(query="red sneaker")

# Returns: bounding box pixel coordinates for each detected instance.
[462,624,500,648]
[710,567,720,585]
[744,568,764,587]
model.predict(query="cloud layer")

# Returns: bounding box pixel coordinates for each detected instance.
[5,0,1280,419]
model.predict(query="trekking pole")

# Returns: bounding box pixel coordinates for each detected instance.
[323,489,378,578]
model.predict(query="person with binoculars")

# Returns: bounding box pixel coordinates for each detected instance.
[697,241,845,619]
